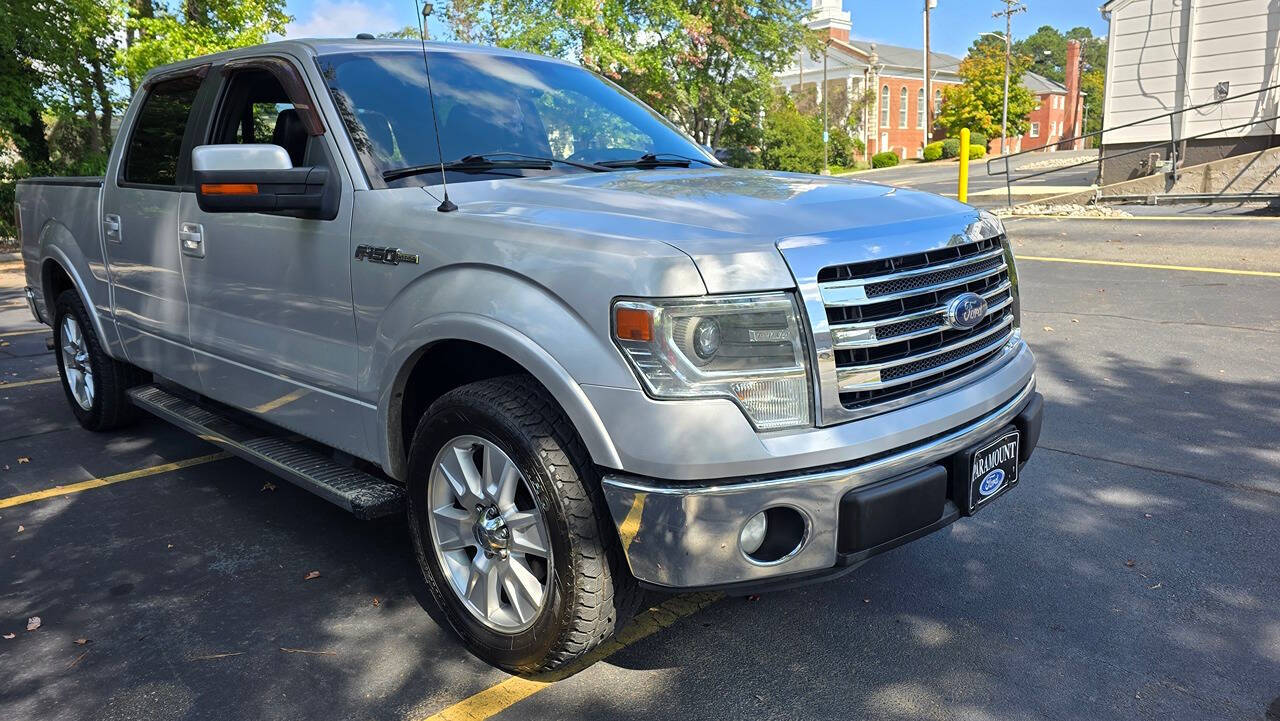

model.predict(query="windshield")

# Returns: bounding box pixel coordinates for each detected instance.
[315,49,717,185]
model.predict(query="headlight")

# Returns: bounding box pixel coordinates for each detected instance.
[612,293,812,430]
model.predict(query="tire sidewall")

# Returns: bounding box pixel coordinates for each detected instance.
[53,292,103,427]
[406,396,578,670]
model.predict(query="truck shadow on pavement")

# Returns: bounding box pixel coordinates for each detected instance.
[1,344,1278,721]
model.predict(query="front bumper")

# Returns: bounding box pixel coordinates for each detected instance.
[601,381,1043,590]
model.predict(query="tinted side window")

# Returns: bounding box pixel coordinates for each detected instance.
[123,76,201,186]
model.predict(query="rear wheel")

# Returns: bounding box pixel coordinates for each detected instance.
[53,290,144,431]
[406,375,640,672]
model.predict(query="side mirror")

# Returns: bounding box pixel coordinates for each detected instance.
[192,144,337,219]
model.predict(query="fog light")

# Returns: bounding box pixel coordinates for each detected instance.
[739,511,768,555]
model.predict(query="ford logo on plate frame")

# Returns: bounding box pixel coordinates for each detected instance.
[945,292,988,330]
[978,468,1006,497]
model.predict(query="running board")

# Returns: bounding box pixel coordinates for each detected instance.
[127,384,405,519]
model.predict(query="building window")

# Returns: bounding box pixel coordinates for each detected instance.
[880,85,889,126]
[916,88,925,128]
[1029,122,1040,138]
[934,88,942,114]
[899,86,908,128]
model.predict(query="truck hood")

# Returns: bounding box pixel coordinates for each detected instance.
[451,167,988,293]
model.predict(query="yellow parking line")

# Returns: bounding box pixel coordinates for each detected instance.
[1015,255,1280,278]
[0,377,60,390]
[0,328,49,339]
[419,592,723,721]
[1005,214,1279,222]
[0,452,230,509]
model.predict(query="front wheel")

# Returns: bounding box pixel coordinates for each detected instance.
[406,376,640,672]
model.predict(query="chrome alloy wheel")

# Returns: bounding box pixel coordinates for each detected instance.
[428,435,553,633]
[60,314,94,411]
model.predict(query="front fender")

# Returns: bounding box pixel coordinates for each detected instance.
[375,313,623,479]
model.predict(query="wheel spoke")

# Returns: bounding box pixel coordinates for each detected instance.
[501,558,542,624]
[488,453,520,510]
[507,516,548,557]
[439,445,482,504]
[432,506,473,551]
[466,554,501,620]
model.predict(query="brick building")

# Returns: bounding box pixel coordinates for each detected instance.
[774,0,963,161]
[997,41,1087,154]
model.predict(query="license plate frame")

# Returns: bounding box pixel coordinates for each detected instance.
[960,428,1020,514]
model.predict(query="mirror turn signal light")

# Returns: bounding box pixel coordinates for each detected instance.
[614,306,653,342]
[201,183,259,196]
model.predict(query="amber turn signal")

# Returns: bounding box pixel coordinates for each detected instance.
[614,307,653,342]
[201,183,259,195]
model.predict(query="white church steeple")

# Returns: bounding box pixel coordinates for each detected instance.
[808,0,851,40]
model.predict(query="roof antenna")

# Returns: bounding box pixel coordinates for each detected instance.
[414,0,456,212]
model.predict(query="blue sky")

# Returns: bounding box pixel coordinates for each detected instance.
[282,0,1110,58]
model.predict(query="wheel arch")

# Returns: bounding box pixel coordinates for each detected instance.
[38,224,120,356]
[380,316,622,481]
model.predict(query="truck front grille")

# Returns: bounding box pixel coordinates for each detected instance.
[817,236,1017,414]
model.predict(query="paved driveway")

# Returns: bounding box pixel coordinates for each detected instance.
[1,215,1278,721]
[847,149,1099,206]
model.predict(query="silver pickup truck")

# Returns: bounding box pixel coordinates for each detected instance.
[17,38,1042,672]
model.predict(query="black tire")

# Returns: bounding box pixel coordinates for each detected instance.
[405,375,641,673]
[53,289,146,431]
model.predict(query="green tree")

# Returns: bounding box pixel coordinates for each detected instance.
[760,93,822,173]
[118,0,291,88]
[937,39,1038,146]
[442,0,812,147]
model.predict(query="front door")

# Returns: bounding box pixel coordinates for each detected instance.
[101,72,207,389]
[177,59,367,458]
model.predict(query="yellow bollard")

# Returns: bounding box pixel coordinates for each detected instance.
[958,128,970,204]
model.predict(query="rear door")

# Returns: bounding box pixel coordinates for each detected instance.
[101,69,210,388]
[176,56,367,458]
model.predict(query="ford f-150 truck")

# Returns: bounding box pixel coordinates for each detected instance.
[17,38,1042,672]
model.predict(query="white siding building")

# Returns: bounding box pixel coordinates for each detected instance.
[1099,0,1280,180]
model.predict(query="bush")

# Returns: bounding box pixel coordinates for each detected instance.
[967,144,986,160]
[871,151,900,168]
[922,142,944,162]
[969,132,989,149]
[721,147,762,169]
[761,100,824,174]
[940,138,962,159]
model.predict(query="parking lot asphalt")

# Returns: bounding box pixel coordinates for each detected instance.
[1,215,1278,721]
[845,149,1100,207]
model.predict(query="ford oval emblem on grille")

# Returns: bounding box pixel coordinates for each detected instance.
[945,292,988,330]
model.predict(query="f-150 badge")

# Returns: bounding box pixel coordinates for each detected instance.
[354,245,419,265]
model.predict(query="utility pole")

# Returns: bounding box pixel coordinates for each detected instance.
[993,0,1025,156]
[923,1,936,143]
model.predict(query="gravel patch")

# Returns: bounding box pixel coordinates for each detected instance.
[994,203,1132,218]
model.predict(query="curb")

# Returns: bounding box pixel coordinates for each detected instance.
[0,252,21,262]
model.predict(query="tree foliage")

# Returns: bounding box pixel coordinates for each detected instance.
[118,0,291,88]
[1013,24,1107,137]
[937,39,1038,144]
[441,0,813,147]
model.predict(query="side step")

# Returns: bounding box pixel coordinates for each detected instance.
[127,384,405,519]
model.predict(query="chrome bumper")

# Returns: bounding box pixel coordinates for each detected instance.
[601,378,1039,589]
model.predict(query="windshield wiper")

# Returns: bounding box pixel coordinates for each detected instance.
[596,152,720,169]
[382,152,608,182]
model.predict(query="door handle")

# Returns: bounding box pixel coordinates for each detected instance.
[104,214,121,243]
[179,222,205,258]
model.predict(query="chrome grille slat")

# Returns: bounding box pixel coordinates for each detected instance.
[835,316,1014,390]
[821,260,1009,306]
[813,235,1017,415]
[830,283,1013,349]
